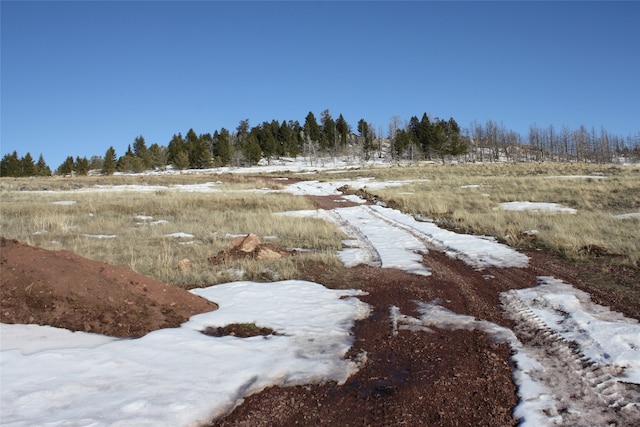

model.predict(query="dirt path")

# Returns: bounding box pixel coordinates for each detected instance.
[214,194,640,426]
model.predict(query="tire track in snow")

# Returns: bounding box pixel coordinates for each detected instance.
[322,209,382,268]
[501,291,640,426]
[362,205,440,251]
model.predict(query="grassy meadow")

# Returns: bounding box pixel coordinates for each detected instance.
[1,162,638,289]
[0,175,345,287]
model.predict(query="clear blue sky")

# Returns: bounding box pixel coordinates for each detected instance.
[2,1,639,168]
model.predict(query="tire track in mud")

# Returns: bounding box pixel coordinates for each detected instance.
[501,291,640,426]
[219,191,638,426]
[335,203,640,424]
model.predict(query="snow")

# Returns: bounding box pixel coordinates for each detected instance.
[367,205,528,269]
[500,201,577,214]
[84,234,117,239]
[614,212,640,219]
[51,200,77,205]
[0,324,118,355]
[164,232,195,239]
[0,281,370,426]
[282,179,528,271]
[327,206,432,275]
[513,276,640,383]
[135,215,154,221]
[29,182,222,194]
[546,175,607,179]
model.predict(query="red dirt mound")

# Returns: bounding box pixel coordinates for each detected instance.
[0,237,217,338]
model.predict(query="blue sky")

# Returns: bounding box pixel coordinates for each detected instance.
[2,1,639,168]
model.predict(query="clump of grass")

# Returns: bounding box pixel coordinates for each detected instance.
[200,323,279,338]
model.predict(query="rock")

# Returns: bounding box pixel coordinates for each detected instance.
[229,234,261,253]
[256,246,283,260]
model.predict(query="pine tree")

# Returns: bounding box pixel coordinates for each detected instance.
[148,143,167,169]
[215,128,232,166]
[320,109,336,151]
[35,154,52,176]
[167,133,185,166]
[435,118,466,162]
[236,119,250,139]
[0,151,21,177]
[133,136,151,169]
[116,150,137,172]
[358,119,374,160]
[287,120,302,157]
[278,121,293,156]
[189,133,212,169]
[172,150,189,170]
[102,147,117,175]
[75,156,90,175]
[304,112,321,144]
[244,135,262,165]
[258,124,278,161]
[21,153,36,176]
[57,156,75,176]
[336,114,350,147]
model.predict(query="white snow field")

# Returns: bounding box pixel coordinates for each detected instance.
[2,166,639,426]
[1,281,370,426]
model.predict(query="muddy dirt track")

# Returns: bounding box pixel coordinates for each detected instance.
[214,248,639,426]
[214,194,640,426]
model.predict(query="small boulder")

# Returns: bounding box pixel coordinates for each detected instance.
[256,246,283,260]
[229,234,261,253]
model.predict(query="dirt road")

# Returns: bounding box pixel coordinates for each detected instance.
[214,194,639,426]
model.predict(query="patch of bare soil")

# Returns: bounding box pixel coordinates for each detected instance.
[0,237,217,338]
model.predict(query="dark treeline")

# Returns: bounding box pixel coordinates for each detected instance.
[2,111,639,177]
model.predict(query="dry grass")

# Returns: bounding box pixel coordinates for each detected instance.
[344,162,640,267]
[2,163,638,290]
[0,176,344,287]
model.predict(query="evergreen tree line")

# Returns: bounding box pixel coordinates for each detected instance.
[0,152,52,177]
[390,113,467,162]
[2,110,638,177]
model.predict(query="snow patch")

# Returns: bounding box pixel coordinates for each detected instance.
[499,201,577,214]
[0,280,370,426]
[164,232,194,239]
[614,212,640,219]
